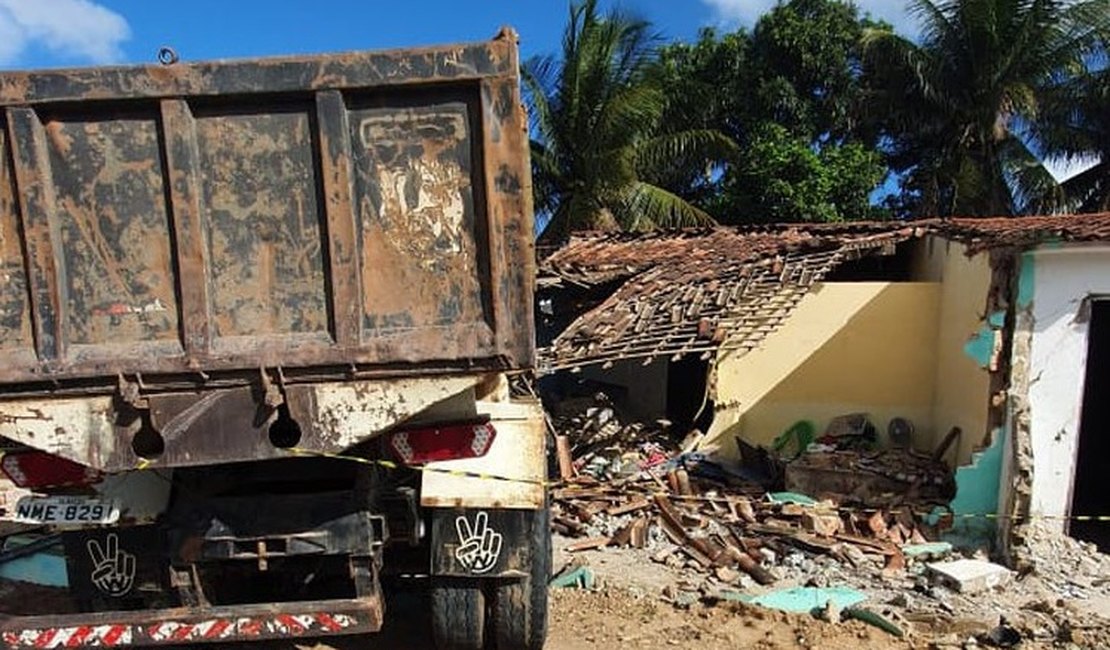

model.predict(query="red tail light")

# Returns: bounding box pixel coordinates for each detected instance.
[389,422,497,465]
[0,451,100,489]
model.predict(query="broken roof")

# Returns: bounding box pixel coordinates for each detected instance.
[539,213,1110,372]
[928,213,1110,253]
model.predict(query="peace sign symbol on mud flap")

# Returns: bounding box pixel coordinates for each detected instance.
[87,533,136,597]
[454,511,503,574]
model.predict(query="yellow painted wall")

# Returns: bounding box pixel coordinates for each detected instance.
[708,282,942,453]
[703,238,992,467]
[911,237,994,465]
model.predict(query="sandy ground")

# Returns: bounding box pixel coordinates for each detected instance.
[4,574,1106,649]
[225,585,911,650]
[224,583,1109,650]
[4,531,1107,649]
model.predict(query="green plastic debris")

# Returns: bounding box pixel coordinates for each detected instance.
[773,420,815,459]
[844,607,905,637]
[902,542,953,558]
[749,586,866,614]
[767,492,818,506]
[549,566,596,590]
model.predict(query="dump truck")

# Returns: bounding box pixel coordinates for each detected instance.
[0,29,547,650]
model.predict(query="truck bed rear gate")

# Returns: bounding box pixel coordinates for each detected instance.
[0,31,534,391]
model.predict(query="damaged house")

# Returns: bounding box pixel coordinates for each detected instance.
[537,214,1110,557]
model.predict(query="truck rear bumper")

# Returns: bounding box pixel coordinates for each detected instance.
[0,597,382,648]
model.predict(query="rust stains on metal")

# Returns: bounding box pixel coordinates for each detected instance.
[196,105,329,338]
[352,100,487,338]
[0,39,516,104]
[44,113,180,348]
[0,120,34,357]
[0,34,534,391]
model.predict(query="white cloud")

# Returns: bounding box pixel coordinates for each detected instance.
[0,0,130,66]
[702,0,920,36]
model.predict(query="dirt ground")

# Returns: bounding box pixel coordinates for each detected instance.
[3,573,1106,649]
[4,529,1108,649]
[233,585,1107,650]
[228,586,910,650]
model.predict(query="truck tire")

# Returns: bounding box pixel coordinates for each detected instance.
[431,580,485,650]
[488,506,550,650]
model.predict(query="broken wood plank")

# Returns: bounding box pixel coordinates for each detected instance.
[566,537,611,553]
[606,498,652,517]
[610,522,635,548]
[630,517,649,549]
[729,497,757,524]
[555,435,575,480]
[675,468,692,496]
[722,545,776,585]
[835,534,899,556]
[553,515,585,535]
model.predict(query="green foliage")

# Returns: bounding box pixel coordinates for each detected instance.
[711,124,885,223]
[747,0,873,141]
[524,0,736,241]
[862,0,1110,217]
[1033,66,1110,213]
[655,0,887,223]
[528,0,1110,233]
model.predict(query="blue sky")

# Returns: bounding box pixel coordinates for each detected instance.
[0,0,920,70]
[0,1,1089,184]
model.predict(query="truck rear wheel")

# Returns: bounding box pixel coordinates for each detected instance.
[488,506,550,650]
[430,580,485,650]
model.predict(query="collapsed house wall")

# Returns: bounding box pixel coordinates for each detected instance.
[911,237,995,466]
[1019,246,1110,530]
[707,237,999,470]
[707,282,941,454]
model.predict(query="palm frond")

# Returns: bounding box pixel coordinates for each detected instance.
[633,130,740,173]
[615,181,717,230]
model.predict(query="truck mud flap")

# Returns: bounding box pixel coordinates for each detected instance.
[431,508,537,578]
[0,597,382,648]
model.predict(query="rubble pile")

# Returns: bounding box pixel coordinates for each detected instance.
[550,402,958,591]
[1016,521,1110,599]
[548,401,1110,644]
[552,470,949,588]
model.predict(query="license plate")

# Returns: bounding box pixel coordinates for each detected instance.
[13,496,120,526]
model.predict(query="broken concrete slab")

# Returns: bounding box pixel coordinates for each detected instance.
[749,586,867,615]
[927,559,1013,594]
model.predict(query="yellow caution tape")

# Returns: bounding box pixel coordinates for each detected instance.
[128,448,1110,523]
[284,446,553,487]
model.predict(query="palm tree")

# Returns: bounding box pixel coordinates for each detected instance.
[1034,66,1110,212]
[524,0,736,240]
[863,0,1110,217]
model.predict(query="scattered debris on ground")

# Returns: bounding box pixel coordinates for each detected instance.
[548,398,1110,647]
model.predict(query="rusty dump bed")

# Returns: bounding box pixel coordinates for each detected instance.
[0,32,534,393]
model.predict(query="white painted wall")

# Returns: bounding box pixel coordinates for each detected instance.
[1027,246,1110,528]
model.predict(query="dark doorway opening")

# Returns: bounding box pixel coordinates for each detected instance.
[1071,299,1110,551]
[666,356,713,437]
